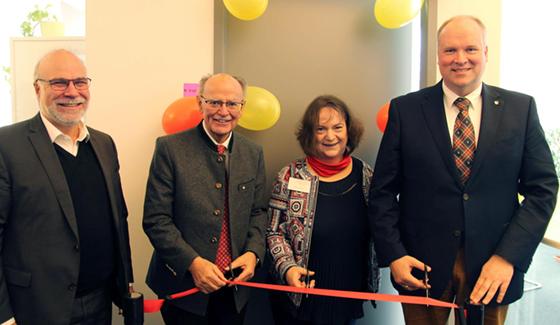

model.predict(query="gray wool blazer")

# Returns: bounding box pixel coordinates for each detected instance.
[0,114,133,325]
[143,123,267,315]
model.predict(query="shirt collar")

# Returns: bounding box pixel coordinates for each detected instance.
[202,120,232,149]
[40,112,90,143]
[442,82,483,110]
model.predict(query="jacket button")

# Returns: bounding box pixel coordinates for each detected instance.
[74,244,79,251]
[453,230,462,238]
[68,283,76,291]
[463,193,469,201]
[213,209,221,216]
[217,156,224,163]
[215,182,223,189]
[210,237,218,243]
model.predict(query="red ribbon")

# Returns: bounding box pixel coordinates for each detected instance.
[143,280,458,313]
[143,287,200,313]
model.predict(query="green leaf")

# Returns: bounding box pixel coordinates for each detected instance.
[20,3,58,36]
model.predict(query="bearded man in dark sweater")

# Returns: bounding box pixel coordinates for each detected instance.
[0,49,135,325]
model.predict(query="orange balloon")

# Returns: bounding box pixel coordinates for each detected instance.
[376,102,390,133]
[162,97,203,134]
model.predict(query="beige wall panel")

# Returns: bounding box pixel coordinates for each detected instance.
[86,1,213,323]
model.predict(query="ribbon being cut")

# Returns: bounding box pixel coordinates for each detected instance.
[143,280,483,324]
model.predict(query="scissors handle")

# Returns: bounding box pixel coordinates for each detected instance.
[424,264,429,306]
[305,269,310,298]
[230,263,238,291]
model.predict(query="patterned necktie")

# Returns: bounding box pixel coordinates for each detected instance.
[452,97,476,184]
[215,144,231,271]
[216,144,226,155]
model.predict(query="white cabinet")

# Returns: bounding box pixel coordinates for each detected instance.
[10,37,85,122]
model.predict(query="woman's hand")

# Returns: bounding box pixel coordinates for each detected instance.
[285,266,315,288]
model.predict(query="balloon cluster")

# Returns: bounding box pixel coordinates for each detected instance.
[161,0,423,135]
[374,0,424,29]
[223,0,268,21]
[161,86,281,134]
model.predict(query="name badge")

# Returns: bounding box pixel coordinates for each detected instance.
[287,177,311,193]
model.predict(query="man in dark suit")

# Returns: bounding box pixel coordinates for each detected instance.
[369,16,558,325]
[0,49,135,324]
[143,73,267,324]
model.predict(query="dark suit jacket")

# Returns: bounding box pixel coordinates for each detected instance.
[0,114,134,325]
[143,123,267,315]
[369,82,558,305]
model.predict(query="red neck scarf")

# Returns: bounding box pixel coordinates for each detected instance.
[306,155,352,177]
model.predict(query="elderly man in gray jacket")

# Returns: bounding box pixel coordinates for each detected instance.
[143,73,267,325]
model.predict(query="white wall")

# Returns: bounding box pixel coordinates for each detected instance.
[86,1,213,323]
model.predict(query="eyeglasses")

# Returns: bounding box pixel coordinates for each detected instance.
[200,95,244,111]
[35,77,92,91]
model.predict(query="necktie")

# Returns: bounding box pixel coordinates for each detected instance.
[452,97,476,184]
[215,144,231,271]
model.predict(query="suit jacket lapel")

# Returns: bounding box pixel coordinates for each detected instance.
[421,82,463,186]
[468,84,503,183]
[27,114,79,238]
[89,131,133,285]
[89,132,120,228]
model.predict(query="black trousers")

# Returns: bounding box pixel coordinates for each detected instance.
[161,287,246,325]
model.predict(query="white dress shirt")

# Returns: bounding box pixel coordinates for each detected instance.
[442,82,483,146]
[40,113,90,156]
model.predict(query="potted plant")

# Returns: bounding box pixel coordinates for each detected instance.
[20,4,64,37]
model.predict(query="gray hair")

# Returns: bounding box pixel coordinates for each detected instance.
[198,73,247,97]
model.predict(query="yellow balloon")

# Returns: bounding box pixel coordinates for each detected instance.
[223,0,268,21]
[239,86,281,131]
[374,0,424,29]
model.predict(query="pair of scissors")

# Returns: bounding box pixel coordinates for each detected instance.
[305,269,310,297]
[302,268,315,298]
[424,264,430,306]
[229,263,238,291]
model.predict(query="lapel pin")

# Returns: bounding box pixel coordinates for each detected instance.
[494,99,501,107]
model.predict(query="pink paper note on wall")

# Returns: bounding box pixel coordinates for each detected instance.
[183,83,198,97]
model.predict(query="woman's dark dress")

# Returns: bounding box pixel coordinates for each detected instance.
[293,158,370,325]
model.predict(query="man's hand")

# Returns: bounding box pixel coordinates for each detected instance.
[390,255,431,291]
[227,251,259,284]
[284,266,315,288]
[188,256,227,293]
[470,255,513,304]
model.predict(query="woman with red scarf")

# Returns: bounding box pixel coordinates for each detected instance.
[267,95,379,325]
